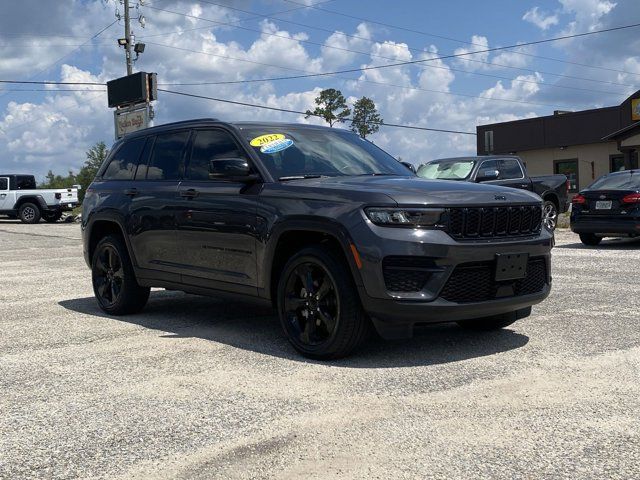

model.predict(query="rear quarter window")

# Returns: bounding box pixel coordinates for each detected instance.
[102,137,146,180]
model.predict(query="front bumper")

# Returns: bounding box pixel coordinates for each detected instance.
[348,217,554,337]
[570,215,640,235]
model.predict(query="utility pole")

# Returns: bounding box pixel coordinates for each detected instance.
[123,0,133,75]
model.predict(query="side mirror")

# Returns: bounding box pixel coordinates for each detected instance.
[476,169,499,182]
[400,161,417,174]
[209,158,259,183]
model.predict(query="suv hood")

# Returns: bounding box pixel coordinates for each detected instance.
[289,176,542,206]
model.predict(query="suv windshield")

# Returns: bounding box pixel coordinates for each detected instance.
[239,126,411,180]
[588,171,640,190]
[417,161,475,180]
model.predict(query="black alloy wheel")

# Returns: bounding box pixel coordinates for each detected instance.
[283,262,339,346]
[93,244,125,308]
[277,246,369,359]
[542,201,558,231]
[91,235,150,315]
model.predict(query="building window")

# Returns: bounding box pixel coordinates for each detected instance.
[610,155,625,172]
[554,159,579,192]
[484,130,494,153]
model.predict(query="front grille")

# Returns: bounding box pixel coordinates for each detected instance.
[382,256,436,292]
[440,257,547,303]
[448,205,542,239]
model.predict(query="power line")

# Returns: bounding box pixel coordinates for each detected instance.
[157,88,476,135]
[139,0,338,40]
[152,19,640,86]
[0,80,104,86]
[281,0,640,78]
[142,4,640,89]
[188,0,634,90]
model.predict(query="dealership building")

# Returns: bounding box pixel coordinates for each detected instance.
[476,90,640,193]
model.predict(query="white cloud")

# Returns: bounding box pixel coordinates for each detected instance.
[453,35,490,72]
[523,7,560,30]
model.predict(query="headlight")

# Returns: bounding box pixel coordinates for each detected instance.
[365,207,446,227]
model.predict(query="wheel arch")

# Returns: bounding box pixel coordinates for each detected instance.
[86,217,131,266]
[14,195,47,212]
[264,219,363,306]
[541,192,559,210]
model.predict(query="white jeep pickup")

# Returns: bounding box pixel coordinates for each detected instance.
[0,174,79,223]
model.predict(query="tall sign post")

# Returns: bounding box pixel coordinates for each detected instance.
[107,71,157,139]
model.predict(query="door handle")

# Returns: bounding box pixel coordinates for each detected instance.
[124,188,139,197]
[180,189,199,199]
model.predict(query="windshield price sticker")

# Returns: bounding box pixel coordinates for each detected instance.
[260,138,294,154]
[250,133,285,147]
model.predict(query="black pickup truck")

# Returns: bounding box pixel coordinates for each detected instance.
[417,155,569,230]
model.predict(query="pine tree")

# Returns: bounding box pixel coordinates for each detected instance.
[305,89,351,127]
[350,97,383,139]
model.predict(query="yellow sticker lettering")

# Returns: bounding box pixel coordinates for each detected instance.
[250,133,285,147]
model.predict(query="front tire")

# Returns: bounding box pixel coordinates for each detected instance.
[579,233,602,246]
[92,235,150,315]
[542,200,558,231]
[18,203,41,224]
[277,246,368,360]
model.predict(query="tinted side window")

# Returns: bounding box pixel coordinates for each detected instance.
[147,131,190,180]
[479,159,499,174]
[134,136,155,180]
[499,159,523,179]
[103,138,145,180]
[188,130,246,181]
[16,176,36,189]
[0,178,8,190]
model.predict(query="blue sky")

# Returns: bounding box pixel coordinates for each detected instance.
[0,0,638,179]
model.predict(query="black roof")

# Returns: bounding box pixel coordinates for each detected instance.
[476,90,640,154]
[124,119,337,140]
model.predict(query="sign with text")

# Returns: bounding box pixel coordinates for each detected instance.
[632,98,640,121]
[114,106,148,139]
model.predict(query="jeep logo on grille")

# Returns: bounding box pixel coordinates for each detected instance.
[494,195,507,200]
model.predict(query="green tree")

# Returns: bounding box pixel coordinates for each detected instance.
[350,96,383,139]
[305,88,351,127]
[40,141,108,204]
[75,141,108,203]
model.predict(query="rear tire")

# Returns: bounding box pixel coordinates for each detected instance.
[579,233,602,246]
[92,235,150,315]
[277,245,369,360]
[18,203,41,224]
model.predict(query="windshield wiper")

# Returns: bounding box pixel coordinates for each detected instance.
[278,174,326,181]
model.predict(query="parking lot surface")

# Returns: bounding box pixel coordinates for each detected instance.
[1,220,639,479]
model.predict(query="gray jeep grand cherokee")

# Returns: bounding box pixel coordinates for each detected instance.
[82,119,553,359]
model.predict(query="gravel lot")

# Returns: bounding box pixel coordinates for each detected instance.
[1,220,639,479]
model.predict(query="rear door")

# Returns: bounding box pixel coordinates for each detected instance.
[174,128,260,289]
[128,130,191,278]
[0,177,11,211]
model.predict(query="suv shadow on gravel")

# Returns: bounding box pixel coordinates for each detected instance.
[59,293,529,368]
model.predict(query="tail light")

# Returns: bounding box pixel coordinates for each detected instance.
[55,192,61,199]
[571,194,586,204]
[621,193,640,204]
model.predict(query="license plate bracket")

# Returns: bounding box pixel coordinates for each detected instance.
[495,253,529,281]
[596,200,612,210]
